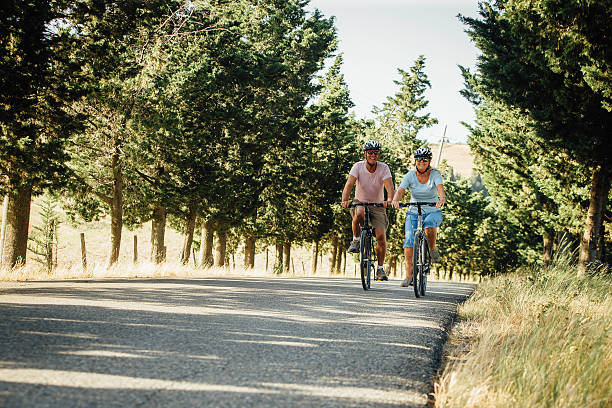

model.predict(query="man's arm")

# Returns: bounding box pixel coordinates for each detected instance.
[383,177,394,208]
[341,175,357,209]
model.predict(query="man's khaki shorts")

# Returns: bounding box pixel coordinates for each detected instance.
[350,199,389,231]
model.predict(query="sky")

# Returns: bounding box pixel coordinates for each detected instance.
[307,0,482,144]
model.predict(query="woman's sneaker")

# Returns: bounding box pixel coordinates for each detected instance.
[347,239,360,253]
[430,250,441,263]
[376,267,388,281]
[400,277,413,287]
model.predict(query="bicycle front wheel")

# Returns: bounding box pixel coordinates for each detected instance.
[413,232,424,298]
[359,230,371,290]
[420,236,430,296]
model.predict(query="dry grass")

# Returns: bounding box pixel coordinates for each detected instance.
[434,252,612,407]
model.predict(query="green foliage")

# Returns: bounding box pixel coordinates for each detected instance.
[437,175,521,276]
[27,196,60,272]
[460,0,612,267]
[373,55,438,169]
[0,0,81,196]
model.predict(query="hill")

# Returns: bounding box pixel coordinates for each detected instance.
[430,143,474,177]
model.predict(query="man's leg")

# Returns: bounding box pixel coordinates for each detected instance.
[374,228,388,280]
[352,207,364,237]
[374,227,386,266]
[347,206,364,253]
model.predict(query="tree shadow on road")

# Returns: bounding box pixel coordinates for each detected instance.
[0,278,474,407]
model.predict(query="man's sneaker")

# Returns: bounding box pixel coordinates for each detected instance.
[400,277,413,287]
[376,267,388,281]
[347,239,360,253]
[431,250,441,263]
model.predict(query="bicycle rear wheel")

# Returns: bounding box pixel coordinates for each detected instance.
[359,230,371,290]
[413,232,424,298]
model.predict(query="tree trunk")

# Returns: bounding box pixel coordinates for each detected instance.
[542,229,554,268]
[215,228,227,268]
[389,255,397,277]
[244,235,256,269]
[311,241,319,274]
[578,165,610,274]
[598,220,606,264]
[283,242,291,274]
[199,220,214,268]
[107,150,123,267]
[274,243,283,273]
[180,203,198,265]
[0,185,32,268]
[150,203,166,264]
[329,235,338,273]
[334,238,342,274]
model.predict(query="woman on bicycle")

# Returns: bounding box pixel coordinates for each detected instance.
[391,147,446,287]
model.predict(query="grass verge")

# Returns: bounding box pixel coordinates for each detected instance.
[433,253,612,407]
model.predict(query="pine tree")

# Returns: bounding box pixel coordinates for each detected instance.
[461,0,612,272]
[0,1,81,268]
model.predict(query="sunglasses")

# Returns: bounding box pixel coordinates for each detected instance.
[366,150,380,156]
[415,158,430,162]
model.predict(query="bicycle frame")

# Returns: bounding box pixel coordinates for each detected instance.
[349,202,382,290]
[399,202,437,297]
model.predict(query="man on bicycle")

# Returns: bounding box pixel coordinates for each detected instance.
[341,140,395,281]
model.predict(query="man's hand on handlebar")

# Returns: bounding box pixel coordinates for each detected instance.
[391,200,400,209]
[341,199,350,209]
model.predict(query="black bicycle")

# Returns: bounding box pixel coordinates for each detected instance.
[399,202,438,297]
[349,202,383,291]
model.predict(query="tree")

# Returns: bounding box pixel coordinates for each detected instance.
[0,1,81,268]
[63,0,181,266]
[461,67,589,266]
[461,0,612,272]
[373,55,438,168]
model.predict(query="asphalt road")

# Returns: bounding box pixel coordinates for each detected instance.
[0,277,474,407]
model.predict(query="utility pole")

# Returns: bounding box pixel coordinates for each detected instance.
[435,125,448,168]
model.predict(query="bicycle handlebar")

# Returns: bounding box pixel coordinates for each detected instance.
[348,202,384,208]
[398,202,439,207]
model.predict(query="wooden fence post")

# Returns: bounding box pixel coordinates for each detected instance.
[80,233,87,272]
[133,235,138,263]
[0,195,7,264]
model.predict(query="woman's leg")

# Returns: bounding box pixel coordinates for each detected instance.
[401,212,417,286]
[425,227,437,251]
[404,246,413,279]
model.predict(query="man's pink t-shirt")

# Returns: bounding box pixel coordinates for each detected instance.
[349,161,392,203]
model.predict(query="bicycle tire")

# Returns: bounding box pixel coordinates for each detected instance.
[420,235,430,296]
[359,230,371,290]
[413,232,424,298]
[368,234,375,286]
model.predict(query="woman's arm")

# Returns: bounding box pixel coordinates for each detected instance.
[436,184,446,209]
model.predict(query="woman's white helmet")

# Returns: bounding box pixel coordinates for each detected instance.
[413,147,432,160]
